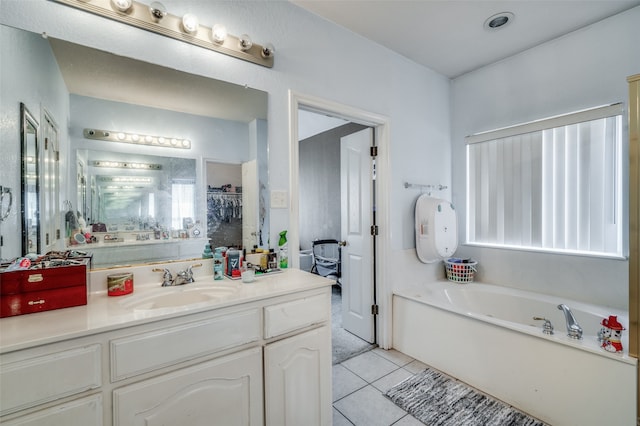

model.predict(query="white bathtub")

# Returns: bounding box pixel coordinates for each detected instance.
[393,281,637,426]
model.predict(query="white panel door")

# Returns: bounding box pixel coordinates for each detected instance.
[340,128,375,343]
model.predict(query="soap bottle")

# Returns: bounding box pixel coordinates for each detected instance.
[202,243,213,259]
[278,230,288,269]
[214,247,224,280]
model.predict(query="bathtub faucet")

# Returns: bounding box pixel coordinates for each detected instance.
[557,304,583,339]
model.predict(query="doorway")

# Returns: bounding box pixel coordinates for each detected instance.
[298,115,376,363]
[288,90,393,357]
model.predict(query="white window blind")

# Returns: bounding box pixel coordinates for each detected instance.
[466,104,624,258]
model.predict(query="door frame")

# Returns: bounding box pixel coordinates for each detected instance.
[288,90,392,349]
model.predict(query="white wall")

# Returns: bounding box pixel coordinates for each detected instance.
[0,0,452,257]
[451,6,640,310]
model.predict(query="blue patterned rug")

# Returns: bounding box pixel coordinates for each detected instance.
[385,368,547,426]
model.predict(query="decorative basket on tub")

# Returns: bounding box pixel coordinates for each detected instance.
[445,258,477,283]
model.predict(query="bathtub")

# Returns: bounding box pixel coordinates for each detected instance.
[393,281,637,426]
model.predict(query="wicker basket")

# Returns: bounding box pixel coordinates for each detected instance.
[445,259,477,283]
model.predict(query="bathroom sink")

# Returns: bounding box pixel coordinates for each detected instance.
[119,285,239,311]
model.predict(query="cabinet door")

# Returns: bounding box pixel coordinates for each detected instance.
[264,326,331,426]
[113,347,263,426]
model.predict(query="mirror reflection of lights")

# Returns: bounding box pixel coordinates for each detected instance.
[84,129,191,150]
[93,160,162,170]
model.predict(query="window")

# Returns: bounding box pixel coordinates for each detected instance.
[466,104,624,258]
[171,179,195,230]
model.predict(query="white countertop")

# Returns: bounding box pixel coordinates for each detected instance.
[0,269,333,354]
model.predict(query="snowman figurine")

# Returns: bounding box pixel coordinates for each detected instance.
[601,315,625,353]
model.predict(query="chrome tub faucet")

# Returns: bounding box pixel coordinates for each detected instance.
[557,304,583,339]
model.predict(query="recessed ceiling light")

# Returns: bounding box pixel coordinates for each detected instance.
[484,12,514,30]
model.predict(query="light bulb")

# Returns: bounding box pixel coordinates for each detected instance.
[211,24,227,44]
[239,34,253,51]
[131,134,140,142]
[182,13,199,35]
[149,1,167,22]
[145,135,153,143]
[170,138,179,146]
[182,139,191,148]
[117,132,126,140]
[261,43,275,59]
[111,0,133,13]
[158,137,165,145]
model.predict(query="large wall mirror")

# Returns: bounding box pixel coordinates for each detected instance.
[2,24,269,268]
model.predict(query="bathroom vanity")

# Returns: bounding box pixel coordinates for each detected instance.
[0,267,333,425]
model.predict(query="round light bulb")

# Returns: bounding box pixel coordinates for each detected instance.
[131,134,140,142]
[211,24,227,44]
[117,132,126,140]
[170,138,179,146]
[158,137,165,144]
[239,34,253,51]
[149,1,167,21]
[182,13,199,35]
[261,42,275,59]
[145,135,153,143]
[111,0,133,13]
[182,139,191,148]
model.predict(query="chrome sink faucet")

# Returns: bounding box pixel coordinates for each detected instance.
[153,264,202,286]
[152,268,174,286]
[557,304,583,339]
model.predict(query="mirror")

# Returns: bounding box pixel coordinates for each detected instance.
[2,25,269,267]
[77,149,196,233]
[20,102,40,255]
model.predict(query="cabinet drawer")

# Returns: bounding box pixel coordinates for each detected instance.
[0,344,101,416]
[111,308,260,381]
[1,394,103,426]
[264,292,330,339]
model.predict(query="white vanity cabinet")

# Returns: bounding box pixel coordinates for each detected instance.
[113,347,263,425]
[0,273,332,426]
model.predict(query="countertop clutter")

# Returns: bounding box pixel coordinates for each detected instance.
[0,267,333,353]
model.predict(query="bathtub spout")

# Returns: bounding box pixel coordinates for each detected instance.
[557,304,583,339]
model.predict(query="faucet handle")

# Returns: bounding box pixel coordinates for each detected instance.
[533,317,554,335]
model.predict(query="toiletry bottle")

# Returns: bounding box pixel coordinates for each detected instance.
[214,247,224,280]
[278,230,288,269]
[202,243,213,259]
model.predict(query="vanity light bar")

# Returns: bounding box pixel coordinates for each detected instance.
[92,160,162,170]
[51,0,275,68]
[84,128,191,149]
[97,176,152,183]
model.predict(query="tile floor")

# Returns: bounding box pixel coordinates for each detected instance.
[332,348,428,425]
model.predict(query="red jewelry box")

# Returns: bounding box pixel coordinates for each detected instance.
[0,262,88,318]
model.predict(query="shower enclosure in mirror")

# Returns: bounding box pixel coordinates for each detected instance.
[1,24,269,267]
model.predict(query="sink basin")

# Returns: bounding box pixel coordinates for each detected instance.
[119,285,239,311]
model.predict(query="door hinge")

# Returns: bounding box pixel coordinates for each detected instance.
[370,225,378,236]
[371,304,379,315]
[55,151,60,162]
[370,146,378,157]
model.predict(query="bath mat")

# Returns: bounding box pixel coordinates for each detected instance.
[385,368,546,426]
